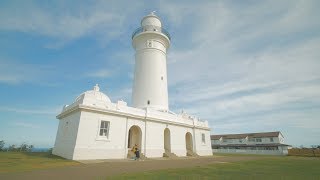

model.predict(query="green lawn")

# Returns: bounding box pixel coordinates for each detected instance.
[0,152,80,173]
[112,156,320,180]
[1,152,319,179]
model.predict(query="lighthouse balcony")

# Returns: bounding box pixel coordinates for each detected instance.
[132,25,171,40]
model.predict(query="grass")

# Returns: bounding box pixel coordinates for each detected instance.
[0,152,80,173]
[1,152,320,179]
[112,156,320,180]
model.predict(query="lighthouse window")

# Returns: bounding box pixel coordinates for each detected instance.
[147,100,150,105]
[161,76,163,80]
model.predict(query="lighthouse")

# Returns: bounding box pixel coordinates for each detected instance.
[53,11,212,160]
[132,12,171,111]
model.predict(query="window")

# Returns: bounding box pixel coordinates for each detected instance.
[270,138,274,142]
[201,133,206,143]
[147,100,150,105]
[99,121,110,138]
[256,138,262,142]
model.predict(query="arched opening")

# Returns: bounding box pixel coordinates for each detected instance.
[164,128,171,153]
[185,132,193,154]
[127,125,142,150]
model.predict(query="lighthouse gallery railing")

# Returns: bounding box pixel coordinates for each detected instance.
[132,25,171,40]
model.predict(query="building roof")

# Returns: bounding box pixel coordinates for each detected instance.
[211,131,281,140]
[75,84,111,104]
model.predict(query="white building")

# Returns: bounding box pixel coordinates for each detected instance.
[211,132,290,155]
[52,12,212,160]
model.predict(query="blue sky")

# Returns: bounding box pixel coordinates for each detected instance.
[0,0,319,148]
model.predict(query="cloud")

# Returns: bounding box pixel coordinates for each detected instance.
[0,106,60,115]
[86,69,113,78]
[12,122,41,129]
[109,87,132,103]
[0,1,143,43]
[0,59,52,84]
[157,0,320,147]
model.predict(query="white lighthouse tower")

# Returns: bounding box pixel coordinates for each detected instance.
[132,12,171,111]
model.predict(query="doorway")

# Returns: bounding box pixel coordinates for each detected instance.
[185,132,193,152]
[127,125,142,150]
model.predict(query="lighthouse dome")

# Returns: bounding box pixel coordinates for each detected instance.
[141,11,162,27]
[75,84,111,106]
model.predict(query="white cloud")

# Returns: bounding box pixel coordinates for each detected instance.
[0,1,143,42]
[0,59,53,84]
[0,106,60,115]
[158,1,320,147]
[12,122,41,129]
[109,87,132,103]
[86,69,113,78]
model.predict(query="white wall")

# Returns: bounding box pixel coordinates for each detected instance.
[213,136,281,145]
[144,121,166,157]
[194,129,212,156]
[72,111,128,160]
[52,111,81,159]
[213,148,288,155]
[54,108,212,160]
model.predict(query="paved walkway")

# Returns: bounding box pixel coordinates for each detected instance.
[0,155,263,180]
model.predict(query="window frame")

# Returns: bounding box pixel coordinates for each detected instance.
[96,120,110,141]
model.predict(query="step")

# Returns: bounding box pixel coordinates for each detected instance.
[187,150,200,157]
[163,152,178,158]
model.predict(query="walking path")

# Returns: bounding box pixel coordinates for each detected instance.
[0,155,263,180]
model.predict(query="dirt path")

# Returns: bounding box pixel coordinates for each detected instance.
[0,155,264,180]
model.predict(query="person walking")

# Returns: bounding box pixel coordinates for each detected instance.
[131,144,139,160]
[135,146,140,160]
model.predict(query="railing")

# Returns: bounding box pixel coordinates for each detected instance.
[132,25,171,40]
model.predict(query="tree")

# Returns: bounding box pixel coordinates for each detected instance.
[311,145,317,149]
[8,145,16,151]
[0,140,4,151]
[19,143,28,152]
[27,145,34,152]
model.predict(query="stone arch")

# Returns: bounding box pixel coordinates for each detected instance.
[164,128,171,153]
[127,125,142,150]
[185,132,193,153]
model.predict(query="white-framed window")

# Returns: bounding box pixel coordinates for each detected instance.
[256,138,262,142]
[99,121,110,138]
[201,133,206,144]
[270,137,274,142]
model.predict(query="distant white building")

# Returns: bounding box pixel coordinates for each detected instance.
[211,132,290,155]
[52,12,212,160]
